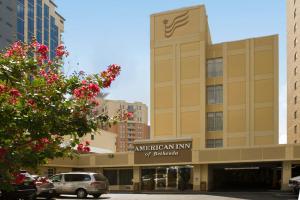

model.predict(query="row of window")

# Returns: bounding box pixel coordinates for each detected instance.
[36,0,43,43]
[50,16,59,59]
[15,0,59,49]
[17,0,24,41]
[27,0,34,41]
[44,4,49,46]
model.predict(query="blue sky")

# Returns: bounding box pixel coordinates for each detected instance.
[55,0,286,143]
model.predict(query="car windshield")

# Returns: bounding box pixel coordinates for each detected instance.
[50,175,62,182]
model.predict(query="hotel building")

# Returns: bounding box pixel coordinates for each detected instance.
[43,5,300,192]
[287,0,300,144]
[96,99,149,152]
[0,0,64,59]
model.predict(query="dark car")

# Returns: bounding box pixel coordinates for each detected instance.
[0,171,37,200]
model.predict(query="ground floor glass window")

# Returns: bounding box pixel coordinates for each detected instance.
[103,169,133,186]
[141,165,193,191]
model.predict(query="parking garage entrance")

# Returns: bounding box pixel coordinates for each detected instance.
[210,162,282,191]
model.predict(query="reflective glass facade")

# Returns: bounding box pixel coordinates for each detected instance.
[36,0,43,43]
[27,0,34,41]
[44,4,49,46]
[17,0,25,42]
[50,16,58,59]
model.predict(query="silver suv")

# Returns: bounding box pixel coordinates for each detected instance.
[50,172,109,199]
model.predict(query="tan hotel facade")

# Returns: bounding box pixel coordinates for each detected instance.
[42,5,300,192]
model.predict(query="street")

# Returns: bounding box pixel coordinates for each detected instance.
[37,192,300,200]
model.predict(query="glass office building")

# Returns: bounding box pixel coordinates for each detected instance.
[0,0,64,53]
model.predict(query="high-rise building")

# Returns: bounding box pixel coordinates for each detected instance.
[0,0,64,59]
[150,6,278,148]
[287,0,300,144]
[96,99,149,152]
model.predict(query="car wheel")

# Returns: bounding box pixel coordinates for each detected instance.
[93,194,101,198]
[76,188,87,199]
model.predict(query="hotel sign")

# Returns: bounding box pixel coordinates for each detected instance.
[134,140,192,164]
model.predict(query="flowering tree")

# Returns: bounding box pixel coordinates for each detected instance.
[0,40,122,188]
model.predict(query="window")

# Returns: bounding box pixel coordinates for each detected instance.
[207,58,223,77]
[295,81,298,90]
[295,38,298,47]
[50,16,59,59]
[295,125,298,134]
[295,23,298,33]
[295,110,298,119]
[17,0,24,42]
[44,4,49,46]
[6,22,12,27]
[6,6,13,11]
[295,8,297,19]
[295,96,298,104]
[103,170,117,185]
[295,52,298,61]
[207,112,223,131]
[50,174,61,182]
[64,174,91,182]
[207,85,223,104]
[36,0,42,43]
[295,67,298,75]
[27,0,34,41]
[93,174,107,181]
[91,134,94,140]
[206,139,223,148]
[103,169,133,185]
[119,169,133,185]
[295,140,297,144]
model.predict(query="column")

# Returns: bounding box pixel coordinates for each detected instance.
[281,161,292,191]
[133,166,141,192]
[193,165,201,191]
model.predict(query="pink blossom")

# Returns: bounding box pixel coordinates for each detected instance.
[9,88,21,97]
[55,44,68,57]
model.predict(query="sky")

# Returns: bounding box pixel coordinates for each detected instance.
[55,0,286,143]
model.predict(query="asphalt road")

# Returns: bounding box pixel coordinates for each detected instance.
[36,192,300,200]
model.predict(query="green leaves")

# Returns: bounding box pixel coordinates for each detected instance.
[0,41,121,189]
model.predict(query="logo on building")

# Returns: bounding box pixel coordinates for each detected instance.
[163,11,189,38]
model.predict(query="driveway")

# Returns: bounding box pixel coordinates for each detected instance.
[37,192,299,200]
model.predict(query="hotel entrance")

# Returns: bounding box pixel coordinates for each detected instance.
[141,166,193,191]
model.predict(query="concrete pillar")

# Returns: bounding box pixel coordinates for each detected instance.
[200,164,209,191]
[193,165,201,191]
[193,164,209,191]
[281,161,292,191]
[133,166,141,192]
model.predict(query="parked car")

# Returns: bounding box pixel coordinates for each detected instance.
[50,172,109,199]
[289,176,300,193]
[32,175,55,198]
[0,171,37,200]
